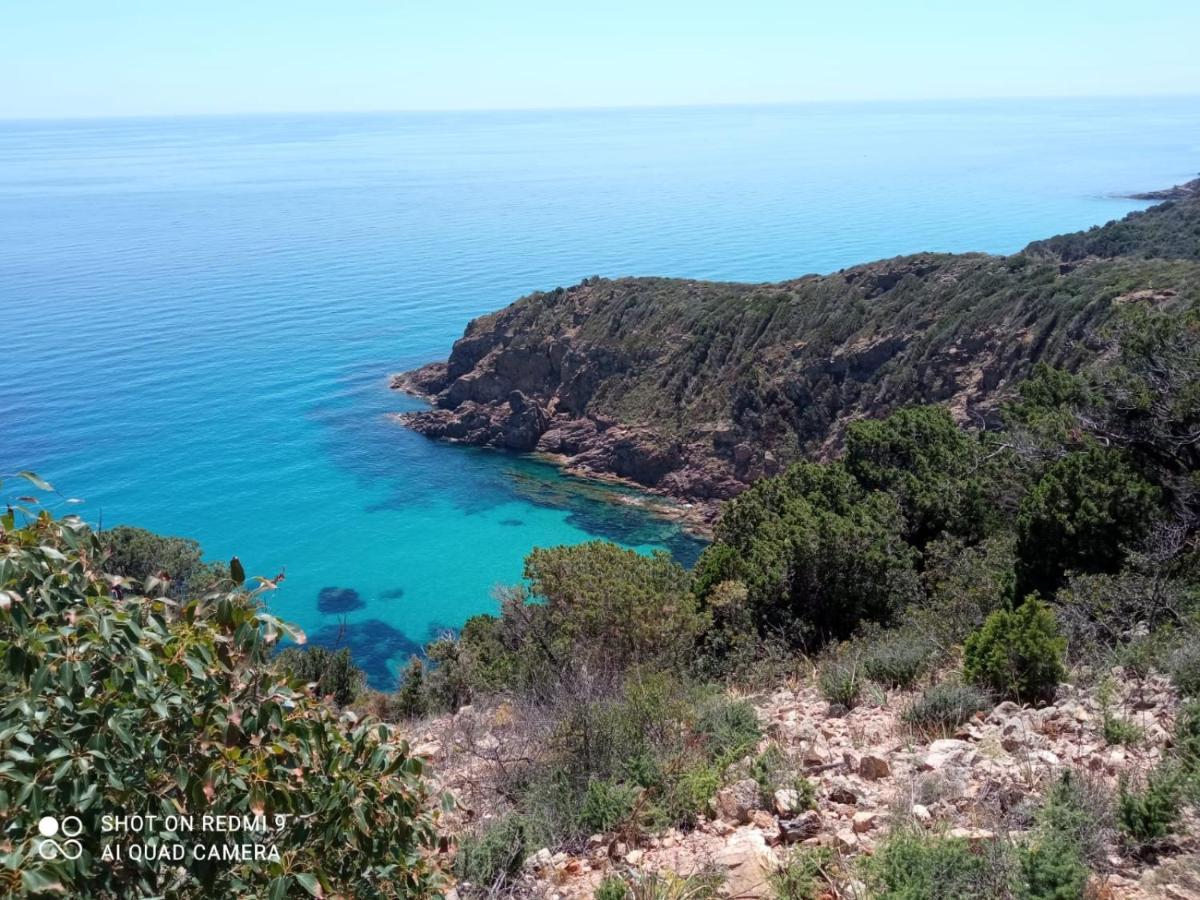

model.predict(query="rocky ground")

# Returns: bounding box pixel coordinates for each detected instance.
[404,668,1199,899]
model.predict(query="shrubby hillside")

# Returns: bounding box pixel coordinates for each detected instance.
[397,195,1200,512]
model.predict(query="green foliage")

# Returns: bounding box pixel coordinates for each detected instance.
[693,695,761,760]
[863,827,1006,900]
[1015,446,1160,596]
[862,632,935,688]
[1169,640,1200,697]
[580,778,638,833]
[454,814,527,894]
[523,542,706,676]
[1102,712,1143,747]
[1117,766,1182,844]
[818,656,864,710]
[1016,832,1089,900]
[99,524,227,598]
[696,461,920,647]
[902,682,990,735]
[1032,770,1113,867]
[395,655,430,719]
[275,644,365,707]
[963,598,1066,704]
[845,405,992,545]
[621,868,724,900]
[0,508,444,898]
[906,535,1017,652]
[771,847,835,900]
[596,875,631,900]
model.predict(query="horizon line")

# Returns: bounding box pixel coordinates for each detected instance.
[3,89,1198,125]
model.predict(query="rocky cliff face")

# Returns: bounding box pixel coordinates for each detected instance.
[395,195,1200,512]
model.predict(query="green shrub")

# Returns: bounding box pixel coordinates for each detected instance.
[694,695,761,760]
[1102,712,1143,747]
[1015,446,1160,597]
[694,460,921,648]
[1033,770,1113,866]
[454,815,528,894]
[863,827,1007,899]
[862,634,935,688]
[622,869,724,900]
[395,655,429,718]
[1117,766,1182,844]
[580,778,638,833]
[1169,640,1200,697]
[902,682,989,735]
[1175,701,1200,774]
[963,598,1065,704]
[772,846,835,900]
[0,498,444,898]
[275,644,366,707]
[1016,832,1089,900]
[596,875,631,900]
[818,657,863,710]
[656,761,721,829]
[748,745,816,812]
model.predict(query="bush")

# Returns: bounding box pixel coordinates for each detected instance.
[818,656,864,710]
[1169,640,1200,697]
[596,876,631,900]
[1033,770,1113,867]
[454,815,528,894]
[963,598,1066,704]
[694,695,761,760]
[902,682,990,735]
[0,500,445,898]
[863,827,1009,899]
[1117,766,1182,844]
[1015,446,1160,596]
[395,655,429,718]
[772,846,835,900]
[622,869,724,900]
[863,633,935,688]
[695,461,921,648]
[1102,712,1143,747]
[275,644,366,707]
[1016,832,1089,900]
[749,745,816,812]
[580,778,638,833]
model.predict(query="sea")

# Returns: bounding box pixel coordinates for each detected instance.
[2,97,1197,687]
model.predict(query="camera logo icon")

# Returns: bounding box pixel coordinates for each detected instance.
[36,815,83,860]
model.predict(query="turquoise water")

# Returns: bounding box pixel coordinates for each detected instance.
[2,98,1197,686]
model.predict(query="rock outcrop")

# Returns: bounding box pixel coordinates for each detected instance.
[395,189,1200,511]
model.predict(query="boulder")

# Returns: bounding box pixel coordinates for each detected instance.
[714,778,760,824]
[858,754,891,780]
[779,810,822,844]
[715,830,779,899]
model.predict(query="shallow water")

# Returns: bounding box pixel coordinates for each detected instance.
[2,98,1196,686]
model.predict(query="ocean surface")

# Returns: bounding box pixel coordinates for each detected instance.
[2,97,1197,687]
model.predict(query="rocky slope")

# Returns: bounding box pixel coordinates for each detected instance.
[408,667,1196,899]
[394,193,1200,514]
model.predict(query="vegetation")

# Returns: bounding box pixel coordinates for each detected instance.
[902,682,990,735]
[963,599,1066,704]
[0,480,445,898]
[862,828,1006,899]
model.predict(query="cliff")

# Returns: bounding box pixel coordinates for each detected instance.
[395,193,1200,513]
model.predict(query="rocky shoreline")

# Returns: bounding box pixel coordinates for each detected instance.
[1123,175,1200,201]
[391,183,1199,519]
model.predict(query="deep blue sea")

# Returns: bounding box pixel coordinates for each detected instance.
[2,98,1197,687]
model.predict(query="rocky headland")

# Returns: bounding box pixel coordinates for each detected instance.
[394,190,1200,516]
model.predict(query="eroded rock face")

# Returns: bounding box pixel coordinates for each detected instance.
[394,193,1200,505]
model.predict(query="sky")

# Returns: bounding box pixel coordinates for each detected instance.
[3,1,1199,119]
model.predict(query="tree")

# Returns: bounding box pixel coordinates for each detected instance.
[845,405,992,545]
[695,462,920,647]
[1015,446,1160,596]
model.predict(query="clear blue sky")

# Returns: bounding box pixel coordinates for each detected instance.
[3,0,1198,118]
